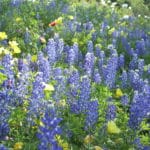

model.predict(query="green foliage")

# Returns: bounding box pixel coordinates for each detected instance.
[0,66,7,85]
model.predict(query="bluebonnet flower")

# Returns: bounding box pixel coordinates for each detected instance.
[120,70,128,88]
[87,41,93,52]
[45,39,57,65]
[112,38,117,48]
[18,59,24,72]
[135,39,146,55]
[98,51,106,74]
[10,0,22,7]
[128,90,150,129]
[93,68,101,84]
[56,39,64,60]
[15,59,31,99]
[37,108,62,150]
[106,104,116,121]
[24,28,31,44]
[85,100,99,131]
[112,30,119,38]
[121,37,131,55]
[129,53,138,70]
[103,54,118,88]
[134,138,143,150]
[37,52,51,82]
[138,59,144,77]
[76,22,82,32]
[0,122,9,140]
[92,31,97,41]
[118,54,124,69]
[0,39,8,46]
[61,4,68,14]
[68,21,76,32]
[0,144,8,150]
[143,146,150,150]
[95,45,101,58]
[68,69,80,98]
[67,48,76,65]
[48,0,56,8]
[83,22,93,31]
[142,80,150,96]
[52,67,63,80]
[2,54,14,78]
[53,75,67,102]
[72,42,79,63]
[84,52,95,76]
[27,72,46,124]
[128,70,144,91]
[121,95,129,106]
[78,76,91,112]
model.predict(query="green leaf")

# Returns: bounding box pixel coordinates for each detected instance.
[0,72,7,84]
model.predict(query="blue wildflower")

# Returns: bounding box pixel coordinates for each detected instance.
[106,104,116,121]
[37,108,62,150]
[84,52,95,76]
[85,100,99,131]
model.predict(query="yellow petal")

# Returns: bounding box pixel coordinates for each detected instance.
[0,32,7,40]
[55,17,63,24]
[84,135,94,144]
[94,146,103,150]
[31,55,37,62]
[44,83,55,91]
[13,142,23,150]
[115,88,123,98]
[68,15,74,20]
[13,46,21,54]
[9,41,19,48]
[107,121,121,134]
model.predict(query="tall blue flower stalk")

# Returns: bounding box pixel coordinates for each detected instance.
[128,89,150,130]
[106,104,116,121]
[85,100,99,131]
[84,52,95,76]
[68,69,80,100]
[103,54,118,88]
[27,72,46,125]
[53,74,67,102]
[37,108,62,150]
[37,52,51,82]
[78,76,91,113]
[45,39,57,65]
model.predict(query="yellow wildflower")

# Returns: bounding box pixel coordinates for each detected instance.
[107,121,121,134]
[108,27,115,35]
[9,41,18,48]
[15,17,22,22]
[55,17,63,24]
[58,99,66,107]
[0,32,7,40]
[43,83,55,91]
[0,47,11,55]
[94,146,103,150]
[13,46,21,54]
[31,55,37,62]
[13,142,23,150]
[39,36,46,44]
[9,41,21,54]
[68,15,74,20]
[115,88,123,98]
[84,135,94,144]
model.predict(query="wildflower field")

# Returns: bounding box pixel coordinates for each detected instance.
[0,0,150,149]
